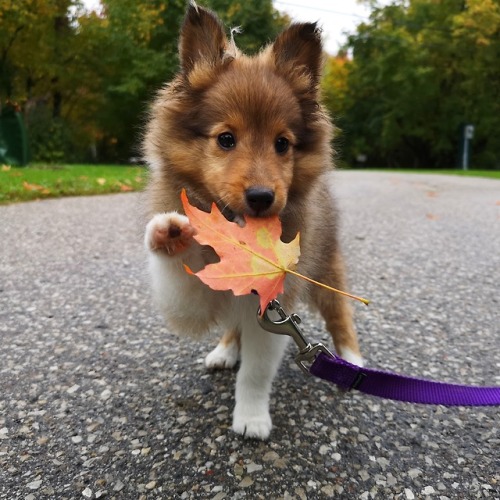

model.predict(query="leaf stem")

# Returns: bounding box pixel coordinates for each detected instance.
[285,268,370,305]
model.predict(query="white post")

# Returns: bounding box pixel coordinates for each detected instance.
[462,125,474,171]
[462,135,469,171]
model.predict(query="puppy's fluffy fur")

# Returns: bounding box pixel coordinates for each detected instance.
[143,2,362,439]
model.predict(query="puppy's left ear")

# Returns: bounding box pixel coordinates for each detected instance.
[272,23,323,88]
[179,1,228,73]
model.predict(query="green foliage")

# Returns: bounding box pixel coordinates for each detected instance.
[1,0,99,161]
[323,0,500,169]
[1,0,289,164]
[80,0,186,161]
[206,0,290,53]
[26,106,71,163]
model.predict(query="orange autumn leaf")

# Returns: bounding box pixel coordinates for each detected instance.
[181,189,300,313]
[181,190,369,313]
[23,181,50,194]
[118,183,133,192]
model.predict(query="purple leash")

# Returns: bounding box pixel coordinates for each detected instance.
[258,300,500,407]
[310,352,500,406]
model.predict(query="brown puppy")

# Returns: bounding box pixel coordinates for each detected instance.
[143,1,362,439]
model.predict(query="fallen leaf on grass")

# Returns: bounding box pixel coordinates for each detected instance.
[96,178,106,185]
[118,183,133,192]
[23,181,50,195]
[181,189,369,312]
[1,165,11,171]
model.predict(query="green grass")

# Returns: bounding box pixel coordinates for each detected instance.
[357,168,500,179]
[1,164,498,205]
[0,164,147,204]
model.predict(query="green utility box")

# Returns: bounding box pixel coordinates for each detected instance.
[0,105,29,166]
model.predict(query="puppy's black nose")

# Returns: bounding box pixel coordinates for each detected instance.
[245,187,275,214]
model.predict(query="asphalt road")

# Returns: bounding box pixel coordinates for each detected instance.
[1,171,499,499]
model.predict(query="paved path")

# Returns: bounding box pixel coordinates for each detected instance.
[1,171,499,499]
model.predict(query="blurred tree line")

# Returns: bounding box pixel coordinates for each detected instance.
[1,0,498,168]
[324,0,500,168]
[0,0,288,163]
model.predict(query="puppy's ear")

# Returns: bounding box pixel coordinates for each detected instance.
[179,2,228,73]
[272,23,323,87]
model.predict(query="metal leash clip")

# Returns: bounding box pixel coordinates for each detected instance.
[257,299,335,375]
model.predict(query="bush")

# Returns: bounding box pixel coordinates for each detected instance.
[25,105,79,163]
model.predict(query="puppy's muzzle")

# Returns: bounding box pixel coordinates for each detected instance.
[245,187,275,215]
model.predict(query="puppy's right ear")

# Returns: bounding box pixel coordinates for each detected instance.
[179,1,227,73]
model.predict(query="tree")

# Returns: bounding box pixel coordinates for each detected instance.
[1,0,292,163]
[1,0,76,112]
[206,0,290,53]
[0,0,185,161]
[81,0,186,161]
[324,0,500,168]
[0,0,92,161]
[322,54,349,116]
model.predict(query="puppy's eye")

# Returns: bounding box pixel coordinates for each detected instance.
[217,132,236,150]
[275,137,289,154]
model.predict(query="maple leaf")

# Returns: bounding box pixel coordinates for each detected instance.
[181,190,369,312]
[181,189,300,313]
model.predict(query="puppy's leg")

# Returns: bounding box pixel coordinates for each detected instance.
[145,212,222,335]
[232,301,289,440]
[312,251,363,367]
[205,328,240,369]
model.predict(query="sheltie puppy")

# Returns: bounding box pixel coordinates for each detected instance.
[142,1,362,439]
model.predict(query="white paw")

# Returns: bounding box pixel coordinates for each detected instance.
[145,212,195,255]
[232,407,272,440]
[205,342,239,369]
[233,393,273,439]
[340,347,364,367]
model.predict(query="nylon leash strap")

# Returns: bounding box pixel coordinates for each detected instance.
[258,300,500,406]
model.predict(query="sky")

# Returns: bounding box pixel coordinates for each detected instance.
[81,0,377,54]
[273,0,373,53]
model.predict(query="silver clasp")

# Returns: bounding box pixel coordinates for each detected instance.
[257,300,335,374]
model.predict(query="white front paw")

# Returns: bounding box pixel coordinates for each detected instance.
[232,406,272,440]
[205,342,239,370]
[145,212,195,256]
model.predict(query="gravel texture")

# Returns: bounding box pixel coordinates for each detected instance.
[0,171,499,499]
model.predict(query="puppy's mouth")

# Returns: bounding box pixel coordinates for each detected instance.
[219,205,246,227]
[218,187,278,226]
